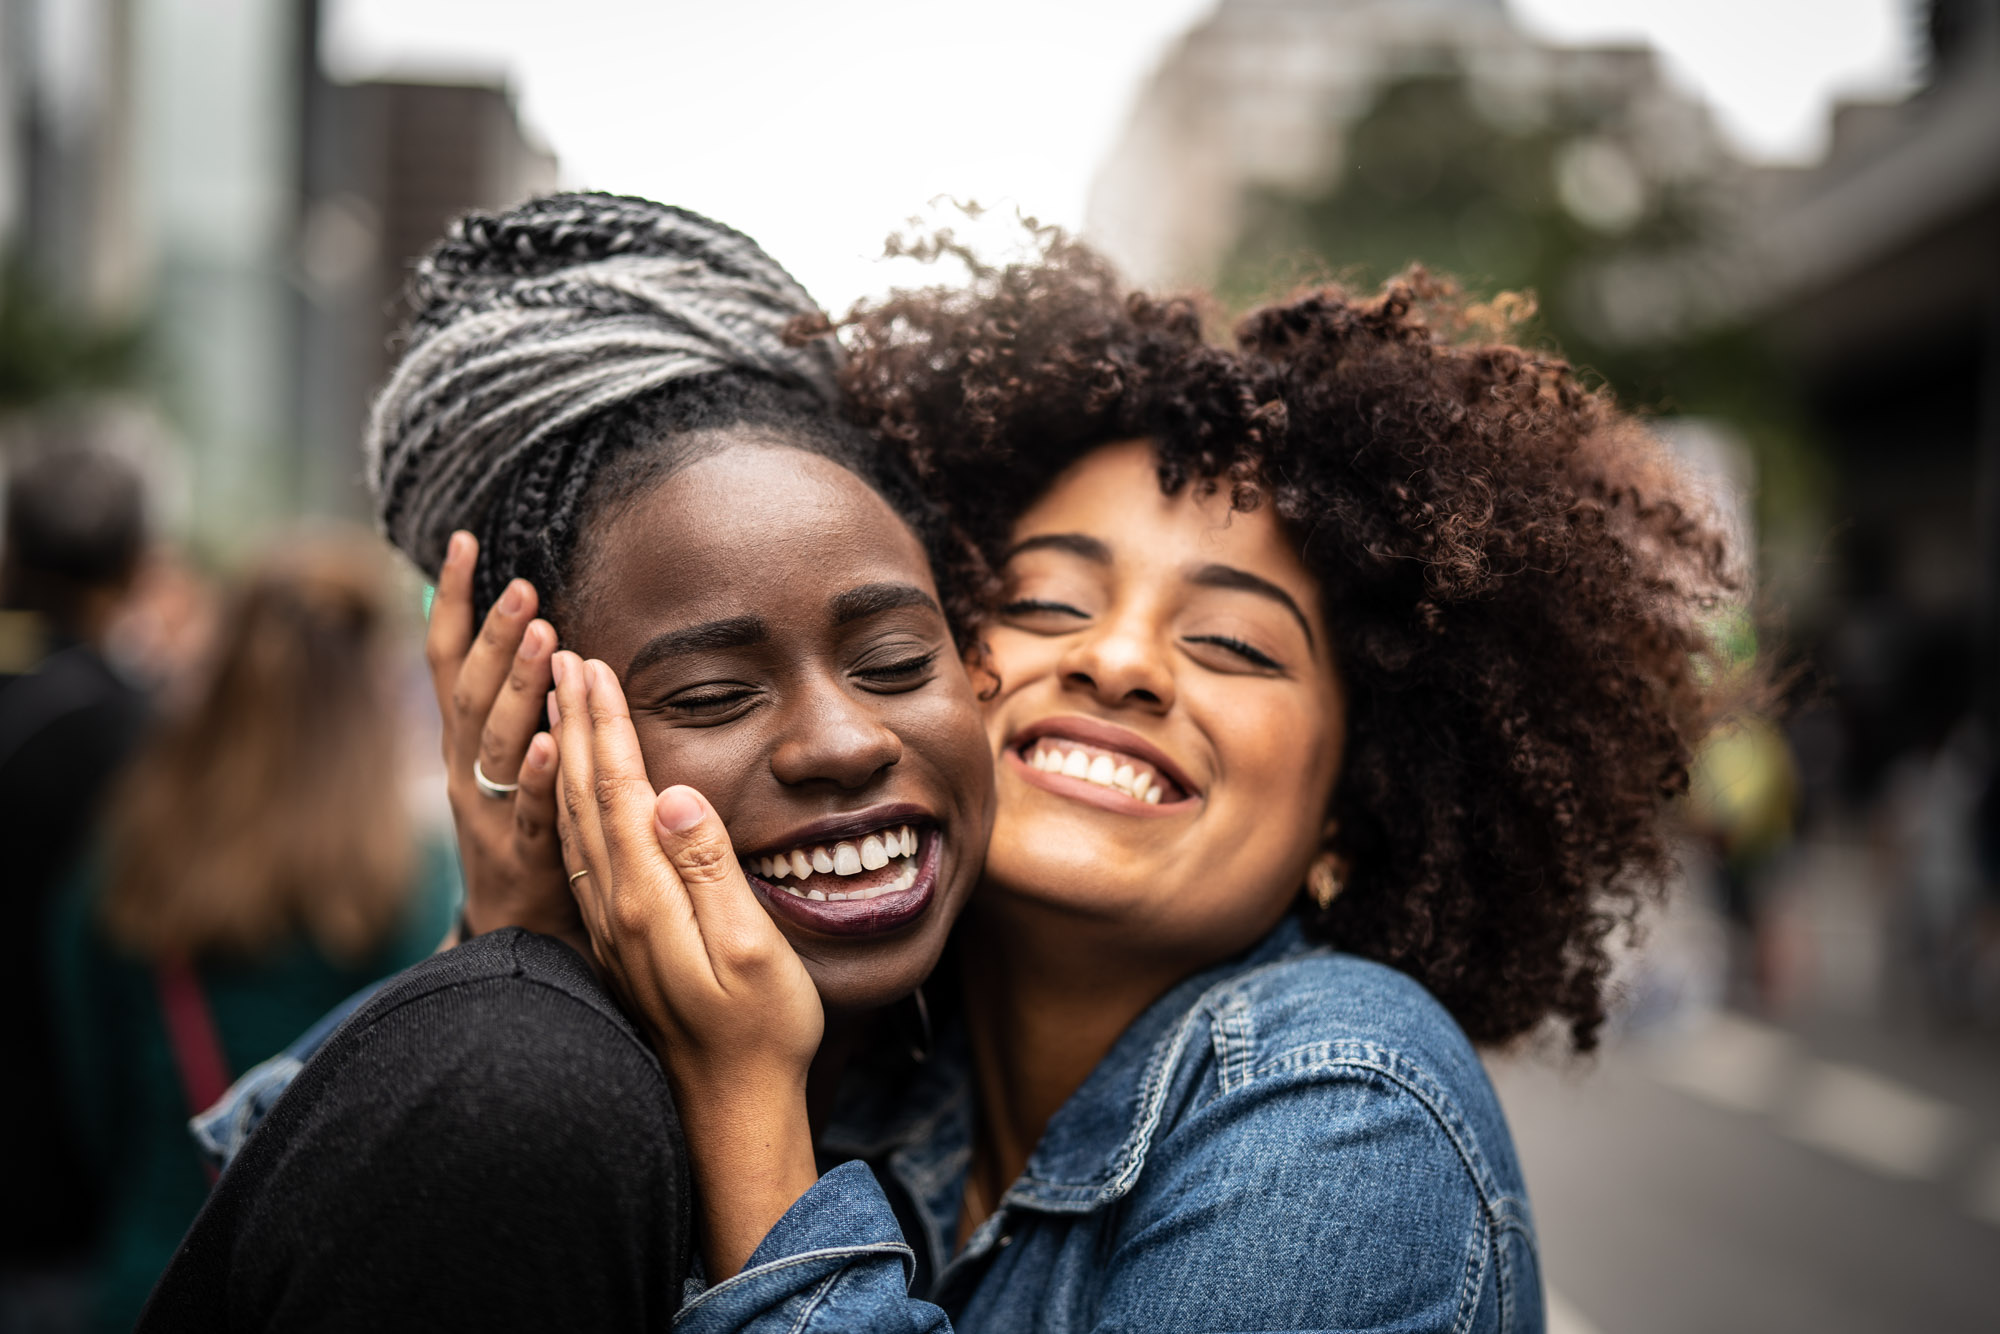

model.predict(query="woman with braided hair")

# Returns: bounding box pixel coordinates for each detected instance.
[141,194,996,1331]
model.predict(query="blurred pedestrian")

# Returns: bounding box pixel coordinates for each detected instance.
[43,531,458,1332]
[0,445,150,1330]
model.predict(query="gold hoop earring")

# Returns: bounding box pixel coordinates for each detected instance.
[1307,854,1344,910]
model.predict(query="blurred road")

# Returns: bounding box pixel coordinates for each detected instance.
[1493,1010,2000,1334]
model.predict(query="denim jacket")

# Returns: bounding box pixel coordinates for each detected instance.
[679,917,1543,1333]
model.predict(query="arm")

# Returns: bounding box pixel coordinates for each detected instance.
[680,1055,1523,1334]
[552,651,825,1280]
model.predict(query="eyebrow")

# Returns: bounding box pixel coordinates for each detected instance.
[626,615,768,678]
[829,581,943,625]
[1003,532,1112,565]
[1188,563,1316,647]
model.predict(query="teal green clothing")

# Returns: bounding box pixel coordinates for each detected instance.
[45,839,461,1333]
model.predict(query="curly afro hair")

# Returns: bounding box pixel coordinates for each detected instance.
[839,232,1739,1051]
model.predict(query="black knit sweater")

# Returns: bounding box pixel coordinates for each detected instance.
[140,929,693,1331]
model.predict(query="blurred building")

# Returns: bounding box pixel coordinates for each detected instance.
[299,76,558,519]
[1086,0,1740,294]
[1705,0,2000,789]
[1,0,554,539]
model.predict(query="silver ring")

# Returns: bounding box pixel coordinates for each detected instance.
[473,758,520,799]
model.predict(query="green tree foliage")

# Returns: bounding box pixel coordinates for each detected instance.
[0,257,143,411]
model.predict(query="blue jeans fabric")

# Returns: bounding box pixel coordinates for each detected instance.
[188,981,381,1174]
[680,917,1543,1333]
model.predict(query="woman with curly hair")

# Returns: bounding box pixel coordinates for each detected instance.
[552,234,1736,1332]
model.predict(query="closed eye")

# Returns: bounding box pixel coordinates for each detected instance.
[660,685,759,719]
[857,649,940,689]
[1183,634,1283,671]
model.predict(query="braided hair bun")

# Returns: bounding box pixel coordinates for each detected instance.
[365,193,842,610]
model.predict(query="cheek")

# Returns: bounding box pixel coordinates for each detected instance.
[634,726,767,820]
[901,678,996,804]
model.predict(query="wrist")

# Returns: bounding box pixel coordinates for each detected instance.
[674,1072,819,1279]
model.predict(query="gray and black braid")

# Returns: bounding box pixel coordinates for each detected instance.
[365,192,855,617]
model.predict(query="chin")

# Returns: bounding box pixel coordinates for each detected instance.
[805,951,937,1015]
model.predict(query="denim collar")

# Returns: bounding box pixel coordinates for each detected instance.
[822,916,1319,1226]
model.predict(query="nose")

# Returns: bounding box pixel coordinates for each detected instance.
[768,675,904,789]
[1057,607,1176,714]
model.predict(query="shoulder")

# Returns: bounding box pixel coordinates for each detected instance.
[155,931,693,1329]
[311,928,666,1112]
[1214,948,1487,1087]
[1167,945,1527,1217]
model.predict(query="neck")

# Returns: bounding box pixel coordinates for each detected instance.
[956,900,1183,1201]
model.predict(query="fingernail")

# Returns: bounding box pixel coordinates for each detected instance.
[526,733,551,768]
[546,691,560,727]
[550,652,569,687]
[499,581,527,614]
[657,785,704,833]
[518,620,548,659]
[448,531,471,565]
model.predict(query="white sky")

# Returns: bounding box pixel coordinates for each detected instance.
[326,0,1918,310]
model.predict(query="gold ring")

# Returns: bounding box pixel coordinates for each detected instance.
[568,868,590,886]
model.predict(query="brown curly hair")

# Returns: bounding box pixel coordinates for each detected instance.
[839,233,1739,1051]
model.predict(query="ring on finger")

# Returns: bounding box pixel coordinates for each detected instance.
[473,757,521,799]
[568,868,590,886]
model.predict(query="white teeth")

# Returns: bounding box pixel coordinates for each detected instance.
[1029,741,1170,804]
[756,825,922,896]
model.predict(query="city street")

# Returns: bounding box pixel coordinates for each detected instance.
[1496,1008,2000,1333]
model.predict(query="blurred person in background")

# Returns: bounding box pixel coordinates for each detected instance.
[0,445,151,1331]
[43,530,458,1332]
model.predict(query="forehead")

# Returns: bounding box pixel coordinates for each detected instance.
[570,441,934,652]
[1014,439,1311,590]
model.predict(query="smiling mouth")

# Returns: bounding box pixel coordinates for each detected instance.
[1019,738,1186,803]
[743,822,941,938]
[1007,725,1198,815]
[746,824,923,902]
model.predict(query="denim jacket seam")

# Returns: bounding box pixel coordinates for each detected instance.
[1449,1203,1492,1334]
[1091,951,1331,1198]
[1246,1040,1510,1213]
[671,1242,916,1324]
[1491,1198,1539,1331]
[788,1271,842,1334]
[1211,992,1258,1094]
